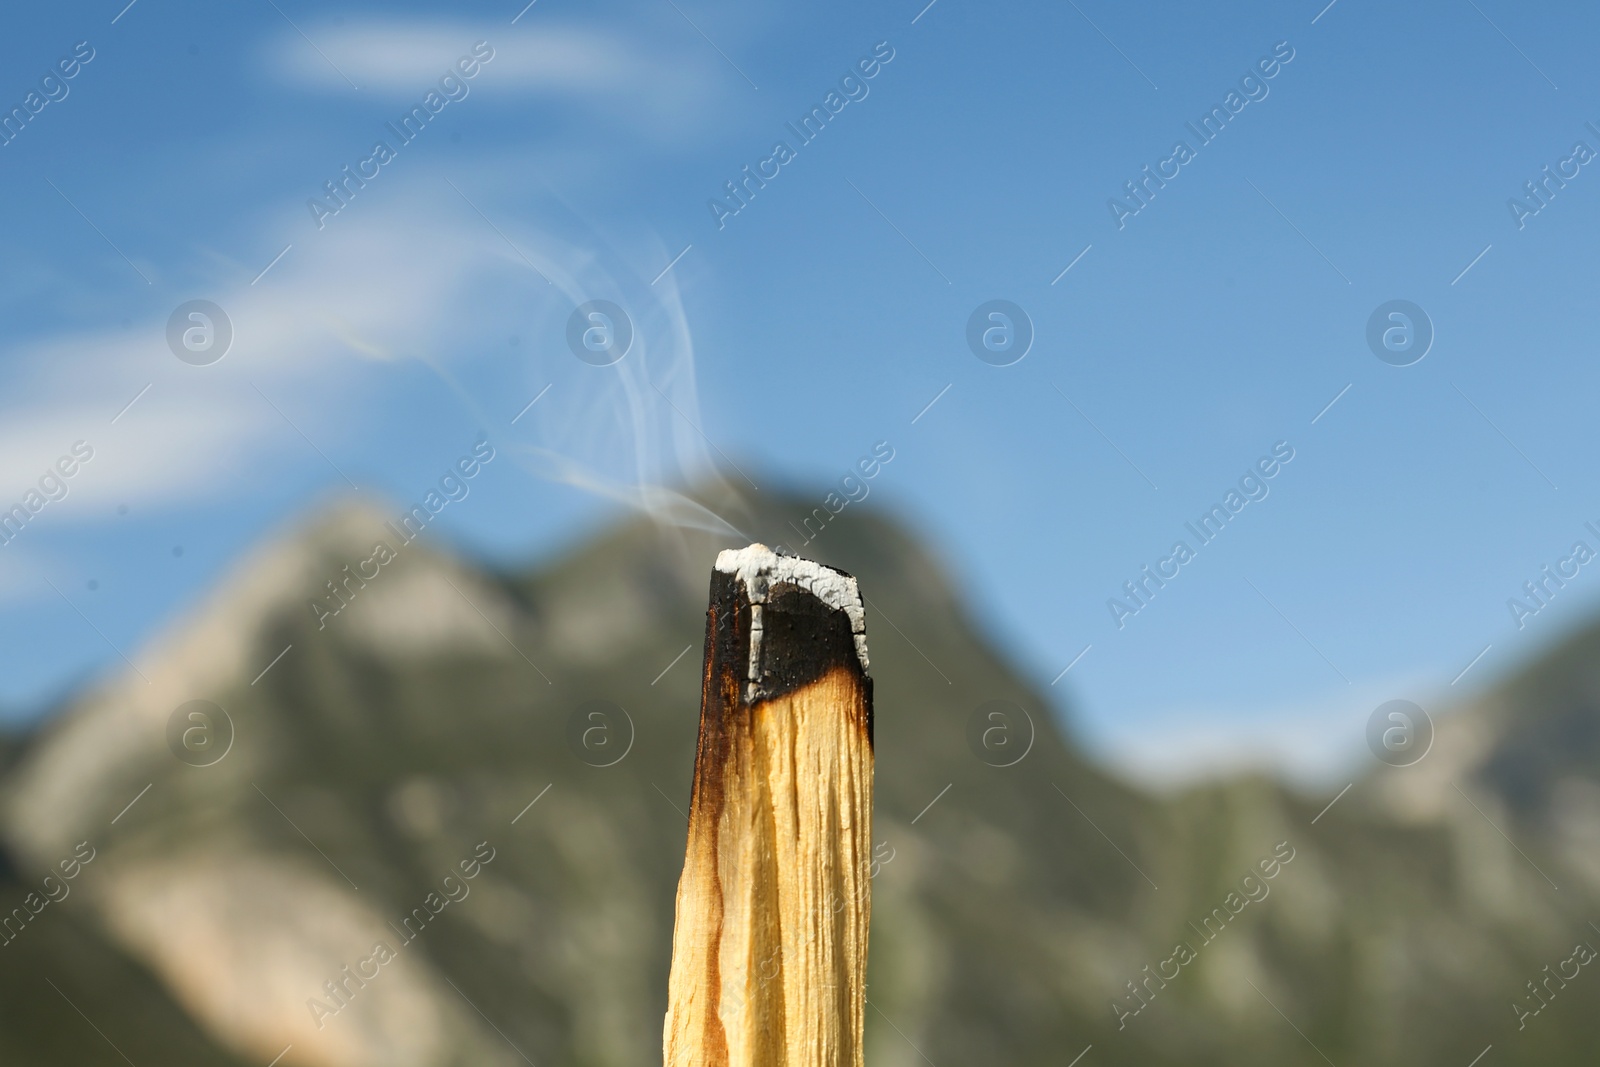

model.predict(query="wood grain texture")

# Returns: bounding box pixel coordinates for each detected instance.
[664,552,873,1067]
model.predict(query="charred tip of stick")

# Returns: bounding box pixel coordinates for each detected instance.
[711,544,870,706]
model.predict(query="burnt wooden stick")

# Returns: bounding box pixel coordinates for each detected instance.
[664,545,874,1067]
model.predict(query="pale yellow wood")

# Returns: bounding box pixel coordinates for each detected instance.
[664,667,873,1067]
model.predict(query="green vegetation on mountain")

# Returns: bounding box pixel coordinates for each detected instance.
[1,489,1595,1065]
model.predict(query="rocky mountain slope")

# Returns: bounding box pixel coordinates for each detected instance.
[1,488,1597,1065]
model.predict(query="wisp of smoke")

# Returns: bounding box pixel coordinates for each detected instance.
[400,198,753,543]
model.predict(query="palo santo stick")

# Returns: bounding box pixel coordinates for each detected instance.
[664,545,874,1067]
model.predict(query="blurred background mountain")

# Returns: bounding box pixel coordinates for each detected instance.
[0,489,1594,1067]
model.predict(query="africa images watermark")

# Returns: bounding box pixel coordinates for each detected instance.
[1107,441,1295,629]
[0,841,97,949]
[307,840,497,1030]
[1505,523,1600,631]
[707,41,897,230]
[1512,930,1599,1032]
[1107,40,1296,230]
[0,40,96,148]
[782,440,896,551]
[1111,841,1297,1030]
[310,438,496,628]
[307,41,496,230]
[0,440,96,548]
[1507,120,1600,231]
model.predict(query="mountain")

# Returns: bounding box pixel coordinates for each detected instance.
[1,486,1598,1066]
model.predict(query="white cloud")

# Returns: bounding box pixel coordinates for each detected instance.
[264,17,727,135]
[273,22,634,93]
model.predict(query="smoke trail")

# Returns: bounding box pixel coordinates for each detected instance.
[395,185,752,541]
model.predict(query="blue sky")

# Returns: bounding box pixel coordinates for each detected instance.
[2,0,1598,787]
